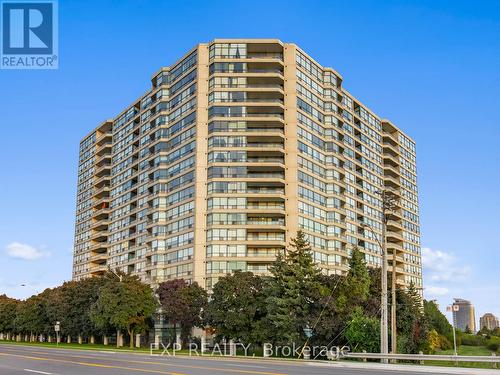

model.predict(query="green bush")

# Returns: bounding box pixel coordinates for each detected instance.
[461,333,486,346]
[486,336,500,352]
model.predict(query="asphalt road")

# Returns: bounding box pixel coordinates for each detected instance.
[0,344,490,375]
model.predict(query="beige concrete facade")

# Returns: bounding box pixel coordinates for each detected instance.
[479,313,499,331]
[73,39,422,290]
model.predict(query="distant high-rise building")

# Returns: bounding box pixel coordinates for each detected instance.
[479,313,499,331]
[453,298,476,332]
[72,39,422,292]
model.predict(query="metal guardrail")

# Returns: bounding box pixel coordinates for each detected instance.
[341,352,499,363]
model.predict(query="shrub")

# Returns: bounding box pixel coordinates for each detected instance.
[486,337,500,352]
[461,333,486,346]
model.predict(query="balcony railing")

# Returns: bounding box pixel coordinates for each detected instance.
[247,219,285,226]
[211,98,283,104]
[247,234,285,241]
[210,84,284,89]
[209,113,284,119]
[247,158,284,163]
[247,204,285,210]
[247,53,283,60]
[247,143,284,148]
[247,188,285,194]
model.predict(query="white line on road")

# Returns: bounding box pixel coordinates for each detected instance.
[23,369,53,375]
[230,364,269,369]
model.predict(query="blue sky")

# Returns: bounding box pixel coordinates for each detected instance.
[0,0,499,323]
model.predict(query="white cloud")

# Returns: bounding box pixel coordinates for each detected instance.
[5,242,50,260]
[425,285,450,297]
[422,247,470,282]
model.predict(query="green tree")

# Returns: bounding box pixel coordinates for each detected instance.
[423,300,453,340]
[91,272,157,348]
[14,291,52,339]
[157,279,207,347]
[308,273,344,347]
[0,295,19,336]
[313,247,373,349]
[337,247,371,315]
[48,277,107,341]
[424,299,454,351]
[204,271,268,345]
[266,230,326,345]
[345,308,380,352]
[396,283,428,353]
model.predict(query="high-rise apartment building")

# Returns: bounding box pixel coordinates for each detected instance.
[453,298,476,332]
[479,313,499,331]
[72,39,422,291]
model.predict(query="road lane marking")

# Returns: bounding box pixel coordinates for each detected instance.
[231,364,269,369]
[0,351,286,375]
[0,344,304,368]
[0,352,185,375]
[24,370,53,375]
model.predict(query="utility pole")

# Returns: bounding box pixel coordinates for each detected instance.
[363,189,399,362]
[361,220,388,362]
[109,268,123,347]
[378,190,399,356]
[380,215,389,363]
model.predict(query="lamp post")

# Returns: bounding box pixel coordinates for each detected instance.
[447,303,459,356]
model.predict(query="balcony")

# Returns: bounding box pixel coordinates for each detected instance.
[247,52,283,60]
[383,142,400,155]
[383,153,400,165]
[90,253,108,263]
[246,219,285,226]
[247,187,285,195]
[387,231,404,241]
[384,174,401,187]
[93,197,110,209]
[93,185,110,197]
[94,163,111,177]
[210,113,284,120]
[386,219,402,230]
[246,143,284,149]
[384,164,400,176]
[90,264,108,274]
[95,133,112,146]
[211,83,284,90]
[246,172,285,179]
[93,206,110,217]
[383,131,399,143]
[211,98,284,105]
[91,220,109,230]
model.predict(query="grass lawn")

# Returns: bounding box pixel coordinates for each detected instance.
[425,345,499,369]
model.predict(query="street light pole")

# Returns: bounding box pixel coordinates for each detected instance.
[447,304,458,356]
